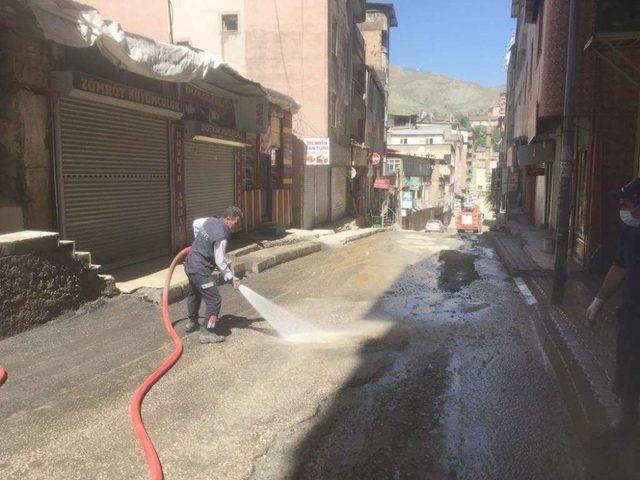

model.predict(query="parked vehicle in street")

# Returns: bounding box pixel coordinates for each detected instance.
[425,219,446,233]
[455,206,483,233]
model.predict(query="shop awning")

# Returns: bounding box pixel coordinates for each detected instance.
[25,0,269,131]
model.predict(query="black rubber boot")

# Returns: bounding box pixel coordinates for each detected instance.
[610,394,639,434]
[199,326,225,344]
[184,317,199,333]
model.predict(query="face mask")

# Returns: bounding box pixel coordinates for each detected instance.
[620,210,640,228]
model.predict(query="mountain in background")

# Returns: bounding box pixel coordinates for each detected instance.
[389,65,504,117]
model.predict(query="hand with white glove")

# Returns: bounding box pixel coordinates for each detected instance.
[585,297,604,328]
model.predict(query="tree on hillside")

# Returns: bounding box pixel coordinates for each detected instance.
[457,114,471,130]
[472,126,487,148]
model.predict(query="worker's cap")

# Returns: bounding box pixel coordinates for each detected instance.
[613,178,640,200]
[222,206,244,218]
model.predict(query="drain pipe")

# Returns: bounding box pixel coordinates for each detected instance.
[130,246,190,480]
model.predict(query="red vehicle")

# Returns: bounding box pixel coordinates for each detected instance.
[455,206,483,233]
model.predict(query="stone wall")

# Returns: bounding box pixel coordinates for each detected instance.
[0,30,54,231]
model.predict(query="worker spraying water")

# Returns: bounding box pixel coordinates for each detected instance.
[183,206,243,344]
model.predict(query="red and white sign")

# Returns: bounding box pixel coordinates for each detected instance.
[374,178,391,189]
[371,152,381,165]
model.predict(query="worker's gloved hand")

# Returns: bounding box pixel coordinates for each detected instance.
[233,278,241,289]
[586,297,604,328]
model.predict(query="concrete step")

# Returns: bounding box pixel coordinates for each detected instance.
[57,240,76,257]
[0,230,59,256]
[74,251,91,267]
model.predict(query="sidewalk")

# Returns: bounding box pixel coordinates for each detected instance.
[489,211,621,434]
[110,223,389,303]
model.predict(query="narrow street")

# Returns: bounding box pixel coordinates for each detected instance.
[0,231,583,479]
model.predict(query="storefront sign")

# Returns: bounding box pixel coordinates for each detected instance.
[402,192,413,209]
[260,124,272,155]
[171,124,187,250]
[304,138,330,165]
[372,152,381,165]
[185,120,246,146]
[374,178,391,189]
[52,71,182,118]
[183,83,236,128]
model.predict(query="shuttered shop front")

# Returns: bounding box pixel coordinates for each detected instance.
[58,97,170,268]
[184,140,236,242]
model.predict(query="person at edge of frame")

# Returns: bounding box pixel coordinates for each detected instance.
[587,178,640,433]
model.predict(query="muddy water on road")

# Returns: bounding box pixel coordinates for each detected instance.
[251,231,582,480]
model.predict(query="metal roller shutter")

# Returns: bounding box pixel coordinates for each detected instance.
[331,167,346,221]
[184,140,235,242]
[315,167,330,225]
[58,97,170,268]
[302,166,316,229]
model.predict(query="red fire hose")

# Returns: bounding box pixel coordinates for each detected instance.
[130,246,191,480]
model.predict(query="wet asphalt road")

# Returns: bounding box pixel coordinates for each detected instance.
[0,230,583,479]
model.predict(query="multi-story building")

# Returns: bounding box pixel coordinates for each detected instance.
[82,0,395,228]
[386,126,456,217]
[504,0,640,270]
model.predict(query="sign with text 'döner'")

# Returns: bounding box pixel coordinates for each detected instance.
[304,138,330,165]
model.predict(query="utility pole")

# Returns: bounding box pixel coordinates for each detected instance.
[551,0,580,304]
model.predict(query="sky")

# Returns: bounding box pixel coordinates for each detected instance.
[389,0,514,87]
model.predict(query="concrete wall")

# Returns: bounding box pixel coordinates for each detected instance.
[171,0,247,75]
[0,31,54,231]
[245,0,329,140]
[327,0,354,167]
[81,0,171,42]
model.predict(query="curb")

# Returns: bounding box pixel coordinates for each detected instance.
[489,230,615,435]
[338,227,390,245]
[141,241,320,305]
[133,228,390,305]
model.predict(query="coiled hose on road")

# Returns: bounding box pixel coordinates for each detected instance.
[130,246,191,480]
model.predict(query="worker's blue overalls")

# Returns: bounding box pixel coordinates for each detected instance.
[183,218,231,328]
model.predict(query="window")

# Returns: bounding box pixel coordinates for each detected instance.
[400,138,408,144]
[384,158,401,176]
[222,14,239,32]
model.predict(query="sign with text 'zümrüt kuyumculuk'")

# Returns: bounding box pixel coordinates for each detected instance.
[304,138,330,165]
[71,71,182,112]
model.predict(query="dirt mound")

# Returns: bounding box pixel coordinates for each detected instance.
[0,251,103,338]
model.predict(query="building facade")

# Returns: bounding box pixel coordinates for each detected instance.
[503,0,640,270]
